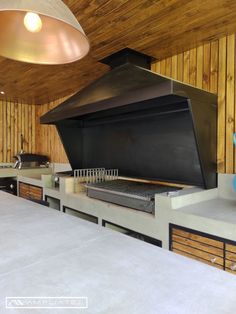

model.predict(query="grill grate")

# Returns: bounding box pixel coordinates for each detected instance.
[86,179,180,201]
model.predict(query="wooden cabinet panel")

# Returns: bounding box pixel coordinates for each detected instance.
[172,247,223,270]
[225,259,236,273]
[172,228,223,249]
[29,185,42,201]
[170,225,225,272]
[19,182,42,201]
[172,234,223,257]
[172,240,224,268]
[226,243,236,254]
[225,251,236,263]
[171,225,236,275]
[225,247,236,273]
[226,268,236,275]
[19,182,30,199]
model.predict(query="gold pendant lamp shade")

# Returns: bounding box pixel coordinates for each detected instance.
[0,0,90,64]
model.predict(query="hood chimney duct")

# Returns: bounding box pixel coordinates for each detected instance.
[100,48,153,70]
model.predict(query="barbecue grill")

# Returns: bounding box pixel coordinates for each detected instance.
[86,179,181,214]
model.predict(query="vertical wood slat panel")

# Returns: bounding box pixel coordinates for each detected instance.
[34,96,69,163]
[165,57,172,77]
[28,104,32,153]
[196,45,203,89]
[171,55,178,80]
[152,35,235,173]
[14,102,18,156]
[203,43,211,91]
[235,38,236,174]
[156,61,161,73]
[25,103,29,153]
[160,59,166,76]
[0,100,37,162]
[225,34,235,173]
[3,101,7,162]
[18,101,22,153]
[31,104,36,154]
[10,102,14,161]
[7,102,11,162]
[177,53,183,81]
[183,50,190,84]
[218,37,227,173]
[150,63,156,72]
[210,41,219,94]
[49,102,56,162]
[21,101,24,153]
[189,48,197,86]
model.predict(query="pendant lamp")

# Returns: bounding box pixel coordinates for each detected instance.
[0,0,90,64]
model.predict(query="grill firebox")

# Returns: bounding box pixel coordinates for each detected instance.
[86,179,181,213]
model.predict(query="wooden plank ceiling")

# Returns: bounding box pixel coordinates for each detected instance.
[0,0,236,104]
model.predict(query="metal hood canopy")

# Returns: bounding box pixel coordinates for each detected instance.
[41,49,217,189]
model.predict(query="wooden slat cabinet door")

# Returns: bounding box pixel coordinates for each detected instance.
[225,244,236,275]
[19,182,30,199]
[170,225,224,270]
[29,185,42,201]
[19,182,43,201]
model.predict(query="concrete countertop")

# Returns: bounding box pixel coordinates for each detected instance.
[20,173,43,180]
[0,191,236,314]
[178,198,236,225]
[17,174,44,187]
[0,168,20,178]
[0,167,52,179]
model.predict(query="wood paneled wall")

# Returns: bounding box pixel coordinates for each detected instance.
[0,34,235,171]
[0,100,36,163]
[0,98,69,164]
[151,34,235,174]
[35,97,69,163]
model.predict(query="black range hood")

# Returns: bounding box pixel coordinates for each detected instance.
[41,49,217,189]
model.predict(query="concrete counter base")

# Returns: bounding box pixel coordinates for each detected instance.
[6,170,236,252]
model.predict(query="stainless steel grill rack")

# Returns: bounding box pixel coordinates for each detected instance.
[74,168,118,193]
